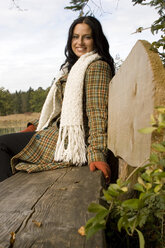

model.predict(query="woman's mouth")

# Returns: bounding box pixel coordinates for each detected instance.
[76,47,86,52]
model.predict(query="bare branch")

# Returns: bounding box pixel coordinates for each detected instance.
[89,0,112,16]
[115,0,120,10]
[131,26,151,34]
[65,0,111,17]
[11,0,28,11]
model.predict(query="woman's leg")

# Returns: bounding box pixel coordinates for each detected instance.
[0,132,35,182]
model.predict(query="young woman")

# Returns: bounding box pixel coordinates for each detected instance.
[0,16,115,183]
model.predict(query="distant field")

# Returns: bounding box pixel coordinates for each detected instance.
[0,112,40,135]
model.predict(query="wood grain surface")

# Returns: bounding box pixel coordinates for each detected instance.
[0,166,104,248]
[108,40,165,168]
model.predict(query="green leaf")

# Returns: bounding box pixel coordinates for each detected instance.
[157,172,165,178]
[109,184,120,190]
[152,170,165,178]
[146,168,153,175]
[136,229,145,248]
[107,184,120,197]
[141,172,152,182]
[150,153,159,164]
[154,184,163,193]
[103,189,113,202]
[121,186,128,192]
[122,199,140,209]
[116,178,122,187]
[158,113,165,123]
[159,122,165,129]
[108,188,119,197]
[152,168,163,174]
[92,210,109,227]
[150,114,156,125]
[159,159,165,167]
[116,179,128,188]
[145,183,152,190]
[85,209,108,233]
[86,222,106,240]
[138,177,145,187]
[139,192,153,200]
[139,127,157,133]
[134,183,145,192]
[117,217,124,232]
[156,106,165,114]
[152,143,165,152]
[85,216,95,230]
[88,202,107,213]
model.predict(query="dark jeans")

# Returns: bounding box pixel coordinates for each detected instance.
[0,132,35,182]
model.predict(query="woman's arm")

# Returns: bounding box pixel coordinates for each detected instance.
[84,60,112,181]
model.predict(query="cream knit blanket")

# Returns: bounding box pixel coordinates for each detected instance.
[37,51,100,165]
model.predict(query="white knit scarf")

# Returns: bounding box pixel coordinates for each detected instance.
[37,51,100,165]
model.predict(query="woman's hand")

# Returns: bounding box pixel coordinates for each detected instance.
[89,161,111,184]
[21,124,36,132]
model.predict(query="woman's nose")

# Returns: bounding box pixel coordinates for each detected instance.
[77,37,83,45]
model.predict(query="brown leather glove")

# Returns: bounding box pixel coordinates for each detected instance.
[21,124,36,132]
[89,161,111,184]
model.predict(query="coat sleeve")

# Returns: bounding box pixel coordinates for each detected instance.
[84,60,112,164]
[27,119,39,129]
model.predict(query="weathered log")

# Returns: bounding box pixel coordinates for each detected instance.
[108,40,165,181]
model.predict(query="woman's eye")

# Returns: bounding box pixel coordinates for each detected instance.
[72,35,78,39]
[85,36,92,39]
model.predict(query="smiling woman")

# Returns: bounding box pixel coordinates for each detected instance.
[71,23,94,57]
[0,16,115,184]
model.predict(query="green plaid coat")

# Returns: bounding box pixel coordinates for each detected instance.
[11,59,112,173]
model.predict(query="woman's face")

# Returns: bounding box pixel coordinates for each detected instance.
[71,23,94,57]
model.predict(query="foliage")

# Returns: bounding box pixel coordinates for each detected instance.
[29,87,49,112]
[0,87,13,115]
[65,0,89,16]
[132,0,165,65]
[64,0,108,17]
[0,86,49,115]
[85,107,165,248]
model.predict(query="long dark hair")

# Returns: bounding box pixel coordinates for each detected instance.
[61,16,115,77]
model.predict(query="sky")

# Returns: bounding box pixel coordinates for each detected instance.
[0,0,160,92]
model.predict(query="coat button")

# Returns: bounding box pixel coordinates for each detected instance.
[35,134,41,140]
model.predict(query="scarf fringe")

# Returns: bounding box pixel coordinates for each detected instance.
[54,125,87,165]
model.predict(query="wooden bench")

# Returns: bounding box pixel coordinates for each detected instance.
[0,166,106,248]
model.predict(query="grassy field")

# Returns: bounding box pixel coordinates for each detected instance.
[0,112,40,135]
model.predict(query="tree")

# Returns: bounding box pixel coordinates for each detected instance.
[29,87,49,112]
[0,88,13,115]
[12,91,22,114]
[65,0,89,16]
[26,87,34,112]
[132,0,165,64]
[0,86,50,116]
[64,0,108,17]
